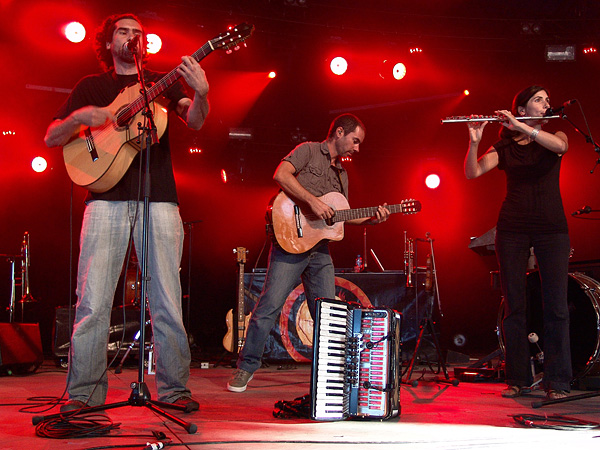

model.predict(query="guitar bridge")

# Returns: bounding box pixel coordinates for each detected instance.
[84,128,99,162]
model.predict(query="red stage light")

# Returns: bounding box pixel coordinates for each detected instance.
[268,71,277,79]
[583,46,597,55]
[220,169,228,183]
[330,56,348,75]
[146,33,162,54]
[63,22,86,43]
[425,174,440,189]
[463,89,470,96]
[31,157,48,173]
[392,63,406,80]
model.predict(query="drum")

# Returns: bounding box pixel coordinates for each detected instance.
[497,272,600,380]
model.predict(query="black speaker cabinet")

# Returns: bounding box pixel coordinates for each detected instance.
[0,323,43,374]
[53,306,150,360]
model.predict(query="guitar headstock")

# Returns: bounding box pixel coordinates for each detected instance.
[233,247,248,264]
[401,199,422,214]
[211,23,254,53]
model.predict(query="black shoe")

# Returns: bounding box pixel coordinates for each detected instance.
[173,396,199,413]
[60,400,86,413]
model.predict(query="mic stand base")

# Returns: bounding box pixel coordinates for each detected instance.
[31,381,198,433]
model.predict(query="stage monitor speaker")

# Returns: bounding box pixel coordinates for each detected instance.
[0,323,43,374]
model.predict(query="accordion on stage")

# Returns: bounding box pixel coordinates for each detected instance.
[309,298,401,421]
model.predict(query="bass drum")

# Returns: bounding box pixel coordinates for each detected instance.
[498,272,600,380]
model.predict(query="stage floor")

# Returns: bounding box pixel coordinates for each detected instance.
[2,358,600,449]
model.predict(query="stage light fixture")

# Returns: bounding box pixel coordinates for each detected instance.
[545,45,575,61]
[425,174,440,189]
[409,47,422,54]
[63,22,86,43]
[220,169,228,184]
[330,56,348,75]
[146,33,162,54]
[463,89,470,96]
[188,147,202,154]
[392,62,406,80]
[583,46,597,55]
[268,71,277,79]
[32,157,48,173]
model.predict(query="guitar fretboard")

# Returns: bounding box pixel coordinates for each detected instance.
[332,202,417,223]
[117,42,214,126]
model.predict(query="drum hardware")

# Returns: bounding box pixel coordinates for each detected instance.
[402,233,458,387]
[498,272,600,383]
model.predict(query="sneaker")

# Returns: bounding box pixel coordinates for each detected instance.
[60,399,86,413]
[173,396,199,412]
[227,369,253,392]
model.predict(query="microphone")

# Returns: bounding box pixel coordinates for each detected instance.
[125,34,141,53]
[545,99,577,116]
[571,205,592,216]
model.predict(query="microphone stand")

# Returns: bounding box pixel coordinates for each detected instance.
[32,49,196,433]
[402,235,458,387]
[554,104,600,173]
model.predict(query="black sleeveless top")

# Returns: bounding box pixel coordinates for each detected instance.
[494,138,568,234]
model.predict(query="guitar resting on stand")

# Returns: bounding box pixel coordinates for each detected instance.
[222,247,252,359]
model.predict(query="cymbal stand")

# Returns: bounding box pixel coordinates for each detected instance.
[402,234,458,386]
[32,50,196,433]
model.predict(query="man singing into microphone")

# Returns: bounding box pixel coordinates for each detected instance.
[44,13,209,412]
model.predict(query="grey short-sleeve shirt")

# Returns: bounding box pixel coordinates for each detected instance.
[282,141,348,198]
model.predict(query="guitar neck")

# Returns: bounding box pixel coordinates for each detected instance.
[332,203,405,223]
[120,42,214,123]
[236,264,245,324]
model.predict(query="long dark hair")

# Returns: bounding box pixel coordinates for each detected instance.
[500,85,547,140]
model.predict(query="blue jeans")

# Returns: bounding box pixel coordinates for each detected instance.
[68,200,191,405]
[237,241,335,374]
[496,230,572,391]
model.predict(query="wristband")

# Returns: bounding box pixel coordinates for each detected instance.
[530,128,540,141]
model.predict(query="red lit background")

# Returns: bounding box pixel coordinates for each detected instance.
[2,0,600,357]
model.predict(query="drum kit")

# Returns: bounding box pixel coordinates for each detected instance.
[469,225,600,407]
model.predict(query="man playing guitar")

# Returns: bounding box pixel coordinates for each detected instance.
[45,13,209,413]
[227,113,390,392]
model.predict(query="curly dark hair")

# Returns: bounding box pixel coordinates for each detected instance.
[94,13,147,70]
[327,114,366,139]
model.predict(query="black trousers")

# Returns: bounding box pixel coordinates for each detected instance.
[496,230,572,391]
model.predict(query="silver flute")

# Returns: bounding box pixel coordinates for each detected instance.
[441,115,560,124]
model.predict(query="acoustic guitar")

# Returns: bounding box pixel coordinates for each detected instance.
[223,247,252,353]
[62,23,254,193]
[268,191,421,254]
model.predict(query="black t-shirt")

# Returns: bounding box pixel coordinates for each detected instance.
[494,138,568,234]
[55,69,187,203]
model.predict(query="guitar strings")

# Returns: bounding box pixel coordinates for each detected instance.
[84,43,215,146]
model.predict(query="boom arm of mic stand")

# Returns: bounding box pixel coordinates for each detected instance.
[558,111,600,173]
